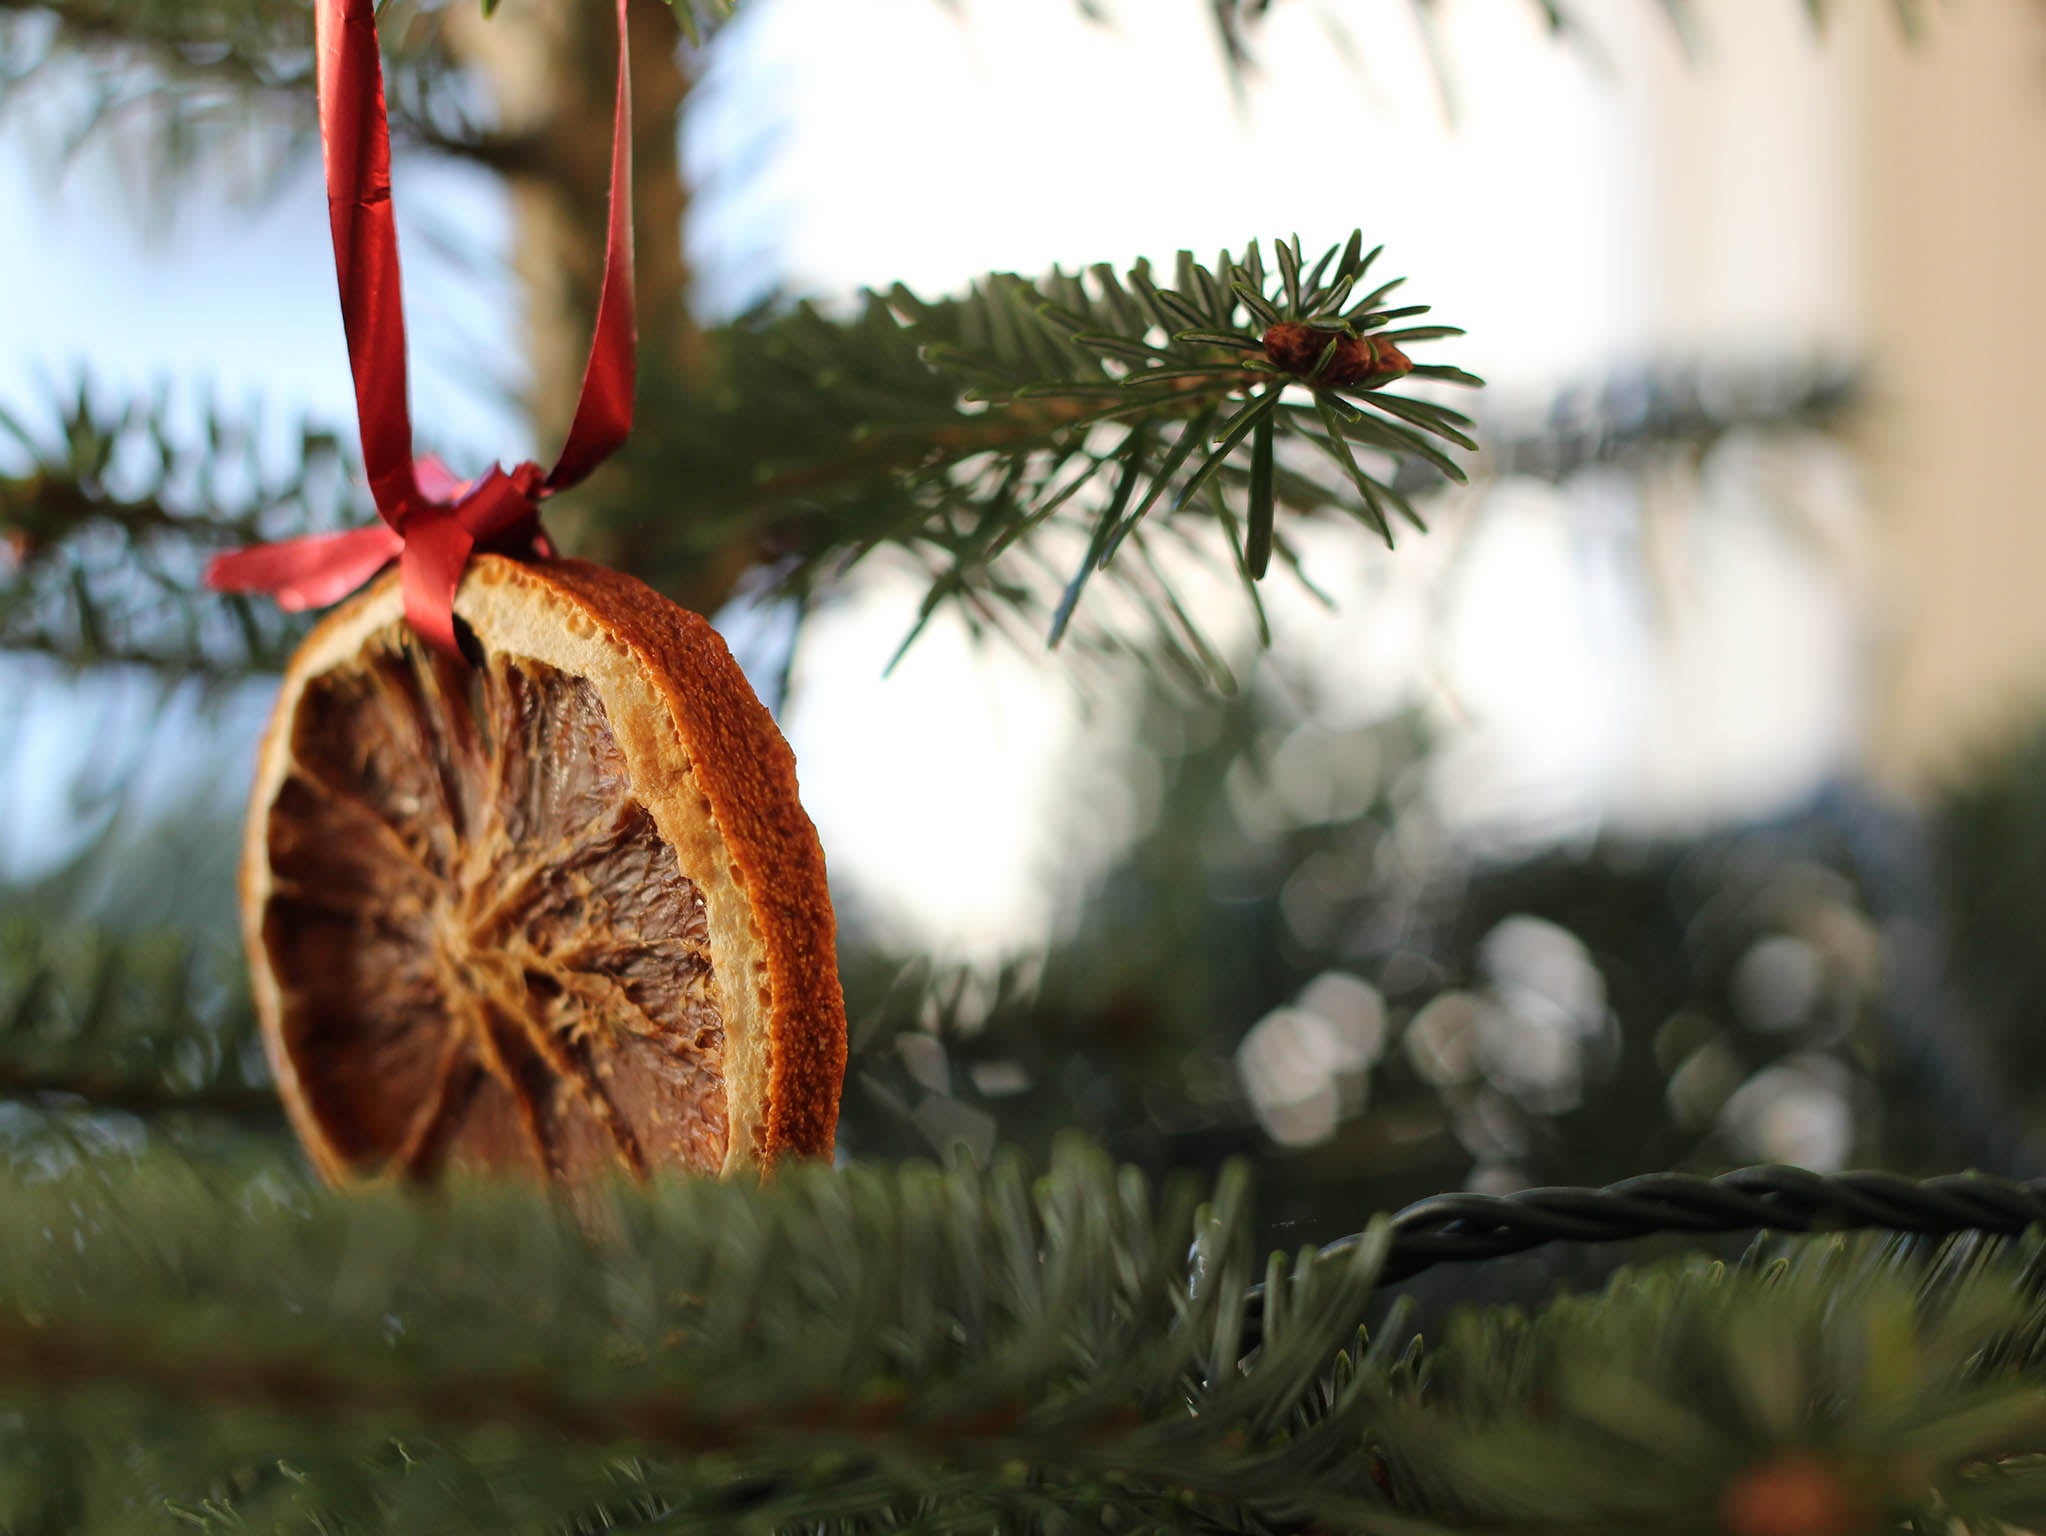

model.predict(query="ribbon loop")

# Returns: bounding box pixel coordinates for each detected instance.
[207,0,638,659]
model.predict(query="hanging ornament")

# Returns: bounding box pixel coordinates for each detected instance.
[211,0,845,1185]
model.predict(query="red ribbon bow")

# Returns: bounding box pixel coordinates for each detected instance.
[207,0,638,658]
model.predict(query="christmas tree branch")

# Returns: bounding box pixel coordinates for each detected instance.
[584,234,1480,681]
[1370,1226,2046,1531]
[2,235,1475,685]
[0,0,1938,200]
[10,1144,2046,1531]
[0,908,273,1130]
[1423,362,1856,491]
[0,357,1857,695]
[645,0,734,47]
[0,352,1864,687]
[0,1068,279,1123]
[0,1143,1405,1533]
[0,0,532,175]
[0,382,336,672]
[0,1306,1371,1507]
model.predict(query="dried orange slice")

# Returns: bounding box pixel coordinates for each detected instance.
[240,554,845,1185]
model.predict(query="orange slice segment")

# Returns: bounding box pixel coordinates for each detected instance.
[241,554,845,1185]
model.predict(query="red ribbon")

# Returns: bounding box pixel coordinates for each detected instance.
[208,0,638,658]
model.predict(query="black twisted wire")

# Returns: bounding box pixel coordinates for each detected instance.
[1304,1165,2046,1291]
[1228,1166,2046,1339]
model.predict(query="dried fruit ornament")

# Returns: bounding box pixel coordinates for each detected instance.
[210,0,845,1183]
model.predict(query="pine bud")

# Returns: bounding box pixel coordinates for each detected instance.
[1719,1454,1865,1536]
[1261,322,1412,388]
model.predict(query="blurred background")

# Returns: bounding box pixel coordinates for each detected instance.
[4,0,2046,1249]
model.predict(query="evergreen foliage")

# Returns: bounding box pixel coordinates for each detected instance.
[0,905,273,1135]
[1,238,1474,686]
[8,1144,2046,1532]
[0,385,338,674]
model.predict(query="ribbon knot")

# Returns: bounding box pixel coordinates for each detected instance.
[206,0,637,661]
[388,456,554,657]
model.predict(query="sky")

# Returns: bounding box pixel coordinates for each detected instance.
[0,0,1879,957]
